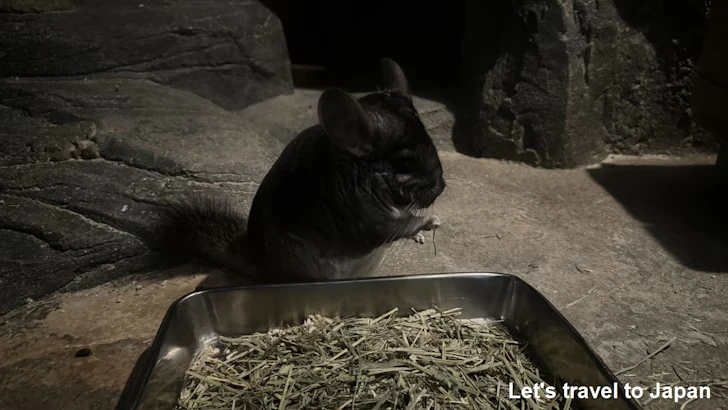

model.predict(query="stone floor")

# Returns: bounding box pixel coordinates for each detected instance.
[1,89,727,409]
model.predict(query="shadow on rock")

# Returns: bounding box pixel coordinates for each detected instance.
[588,162,728,273]
[613,0,710,74]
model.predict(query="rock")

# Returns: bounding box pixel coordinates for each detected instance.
[0,194,147,313]
[461,0,716,168]
[691,0,728,145]
[0,78,284,314]
[0,78,283,177]
[0,0,294,111]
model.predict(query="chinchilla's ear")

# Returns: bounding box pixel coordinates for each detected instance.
[380,58,409,95]
[317,88,375,157]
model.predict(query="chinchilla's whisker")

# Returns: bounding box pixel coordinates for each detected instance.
[374,201,431,274]
[376,211,416,273]
[376,201,425,262]
[396,204,419,237]
[374,240,401,275]
[378,231,395,249]
[378,203,412,248]
[395,212,416,240]
[374,220,405,273]
[367,244,391,276]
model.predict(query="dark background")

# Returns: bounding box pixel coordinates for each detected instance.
[261,0,467,90]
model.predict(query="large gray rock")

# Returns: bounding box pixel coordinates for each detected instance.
[461,0,716,168]
[0,78,284,313]
[0,0,294,110]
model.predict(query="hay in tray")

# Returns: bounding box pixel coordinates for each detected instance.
[176,307,569,409]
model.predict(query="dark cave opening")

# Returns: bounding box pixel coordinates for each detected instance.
[260,0,467,91]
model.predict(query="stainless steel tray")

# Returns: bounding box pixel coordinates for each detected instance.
[116,272,642,410]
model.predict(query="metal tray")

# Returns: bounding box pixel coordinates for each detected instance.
[117,272,642,410]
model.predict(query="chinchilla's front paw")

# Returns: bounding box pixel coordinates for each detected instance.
[421,215,441,231]
[410,232,426,244]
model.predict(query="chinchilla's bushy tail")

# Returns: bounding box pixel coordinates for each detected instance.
[158,193,257,276]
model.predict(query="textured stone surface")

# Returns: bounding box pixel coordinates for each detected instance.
[691,0,728,144]
[0,78,284,313]
[461,0,717,168]
[1,154,727,410]
[0,0,294,110]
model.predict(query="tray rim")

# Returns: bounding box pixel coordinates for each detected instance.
[118,271,636,410]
